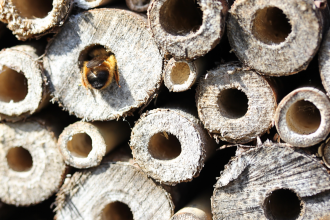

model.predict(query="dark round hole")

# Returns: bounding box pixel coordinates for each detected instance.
[11,0,53,19]
[159,0,203,36]
[264,189,302,220]
[170,62,190,85]
[102,201,133,220]
[67,133,93,158]
[218,88,248,119]
[148,132,181,160]
[6,147,33,172]
[0,66,28,103]
[252,7,292,44]
[286,100,321,135]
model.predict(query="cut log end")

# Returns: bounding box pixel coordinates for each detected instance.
[319,29,330,98]
[126,0,150,12]
[74,0,116,9]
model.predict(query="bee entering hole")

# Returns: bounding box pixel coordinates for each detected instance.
[218,88,248,119]
[6,147,33,172]
[67,133,93,158]
[171,62,190,85]
[264,189,302,220]
[148,132,181,160]
[0,66,28,103]
[286,100,321,135]
[159,0,203,36]
[252,7,292,44]
[11,0,53,19]
[101,201,133,220]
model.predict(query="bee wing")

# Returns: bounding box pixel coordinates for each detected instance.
[86,56,107,68]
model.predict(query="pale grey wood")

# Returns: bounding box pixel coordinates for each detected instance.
[126,0,150,12]
[74,0,118,9]
[318,138,330,168]
[319,29,330,98]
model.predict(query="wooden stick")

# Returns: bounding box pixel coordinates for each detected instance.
[148,0,228,59]
[275,87,330,147]
[212,142,330,219]
[74,0,118,9]
[44,9,163,121]
[126,0,150,12]
[227,0,329,76]
[130,108,216,185]
[58,120,130,168]
[196,63,277,144]
[319,29,330,98]
[318,138,330,169]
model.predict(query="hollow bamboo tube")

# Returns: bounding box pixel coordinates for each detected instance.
[275,87,330,147]
[74,0,118,9]
[0,120,66,206]
[212,142,330,220]
[227,0,329,76]
[196,63,277,144]
[0,45,49,122]
[0,0,72,40]
[148,0,228,59]
[126,0,150,12]
[130,108,216,185]
[44,9,163,121]
[164,57,206,92]
[58,120,131,169]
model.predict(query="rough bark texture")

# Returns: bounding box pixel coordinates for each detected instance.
[212,142,330,220]
[74,0,118,9]
[228,0,329,75]
[55,162,174,220]
[44,9,163,121]
[148,0,228,59]
[275,87,330,147]
[126,0,150,12]
[196,63,277,144]
[130,108,216,185]
[0,121,66,206]
[0,0,72,40]
[319,29,330,98]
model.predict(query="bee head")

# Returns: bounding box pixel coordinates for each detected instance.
[87,70,110,90]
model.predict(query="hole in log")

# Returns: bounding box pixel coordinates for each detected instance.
[286,100,321,135]
[11,0,53,19]
[159,0,203,36]
[67,133,93,158]
[148,132,181,160]
[171,62,190,85]
[0,66,28,103]
[264,189,302,220]
[101,201,133,220]
[218,88,248,119]
[6,147,33,172]
[252,7,291,45]
[131,0,150,6]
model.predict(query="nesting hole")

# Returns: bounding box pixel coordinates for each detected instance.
[171,62,190,85]
[6,147,33,172]
[148,132,181,160]
[218,88,248,119]
[67,133,93,158]
[159,0,203,35]
[11,0,53,19]
[0,66,28,103]
[101,201,133,220]
[286,100,321,135]
[252,7,292,45]
[264,189,302,220]
[78,44,110,69]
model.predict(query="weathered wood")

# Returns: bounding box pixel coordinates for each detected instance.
[319,29,330,98]
[212,142,330,220]
[196,63,277,144]
[44,9,163,121]
[126,0,150,12]
[74,0,118,9]
[275,87,330,147]
[228,0,329,75]
[148,0,228,59]
[318,138,330,168]
[55,162,174,220]
[0,0,72,40]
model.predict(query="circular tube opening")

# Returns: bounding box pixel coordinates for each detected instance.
[170,62,190,85]
[6,147,33,172]
[286,100,321,135]
[252,7,292,45]
[11,0,53,19]
[218,88,248,119]
[264,189,302,220]
[159,0,203,36]
[0,66,28,103]
[67,133,93,158]
[148,132,181,160]
[102,201,133,220]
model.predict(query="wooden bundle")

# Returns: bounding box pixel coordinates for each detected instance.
[126,0,150,12]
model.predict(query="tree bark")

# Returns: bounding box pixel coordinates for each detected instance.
[126,0,150,12]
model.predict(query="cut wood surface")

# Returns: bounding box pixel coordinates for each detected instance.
[318,138,330,169]
[319,29,330,98]
[44,9,163,121]
[228,0,329,75]
[196,63,277,144]
[74,0,118,9]
[126,0,150,12]
[148,0,228,59]
[275,87,330,147]
[212,142,330,220]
